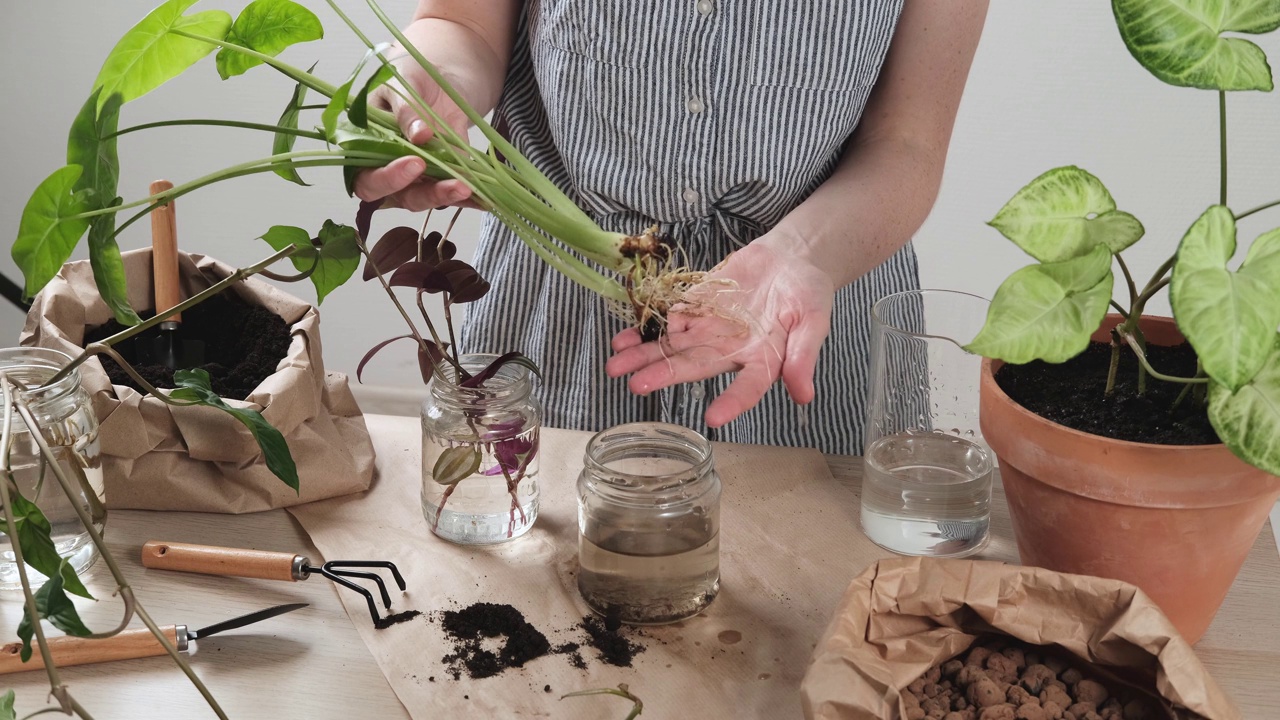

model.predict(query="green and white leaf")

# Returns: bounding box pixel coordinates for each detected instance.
[3,491,93,600]
[11,165,94,300]
[260,221,359,304]
[16,563,93,663]
[1112,0,1280,91]
[432,446,482,487]
[1209,336,1280,475]
[989,166,1145,263]
[216,0,323,79]
[93,0,232,108]
[965,245,1115,364]
[1171,206,1280,390]
[170,369,299,492]
[0,689,13,720]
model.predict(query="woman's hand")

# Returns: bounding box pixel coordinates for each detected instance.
[353,68,476,210]
[605,239,835,428]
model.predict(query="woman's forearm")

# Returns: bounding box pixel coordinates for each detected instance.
[392,1,520,116]
[759,0,989,290]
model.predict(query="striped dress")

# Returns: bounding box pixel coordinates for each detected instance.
[460,0,919,455]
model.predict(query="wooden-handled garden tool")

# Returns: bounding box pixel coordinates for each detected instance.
[139,179,204,369]
[141,540,407,626]
[0,603,306,674]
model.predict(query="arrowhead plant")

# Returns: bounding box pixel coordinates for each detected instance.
[967,0,1280,477]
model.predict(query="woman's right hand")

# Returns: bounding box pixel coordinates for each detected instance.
[353,65,477,211]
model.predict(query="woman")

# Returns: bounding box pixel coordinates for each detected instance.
[357,1,988,454]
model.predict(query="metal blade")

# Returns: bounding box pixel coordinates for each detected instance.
[189,603,308,641]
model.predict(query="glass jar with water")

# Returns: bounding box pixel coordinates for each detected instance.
[577,423,720,625]
[421,354,540,544]
[861,290,993,558]
[0,347,104,587]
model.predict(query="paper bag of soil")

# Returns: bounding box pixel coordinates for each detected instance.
[20,248,376,513]
[801,557,1238,720]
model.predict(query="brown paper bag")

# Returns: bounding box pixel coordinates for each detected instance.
[19,249,376,513]
[801,557,1239,720]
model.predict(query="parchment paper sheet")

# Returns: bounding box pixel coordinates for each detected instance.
[21,249,375,512]
[801,557,1239,720]
[289,414,885,719]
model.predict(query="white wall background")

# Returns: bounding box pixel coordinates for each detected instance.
[2,1,1280,387]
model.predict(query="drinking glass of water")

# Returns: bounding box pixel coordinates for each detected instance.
[860,289,993,557]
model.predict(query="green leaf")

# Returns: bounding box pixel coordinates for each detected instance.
[989,166,1145,263]
[0,690,14,720]
[2,492,93,600]
[432,445,482,487]
[323,77,356,141]
[1170,206,1280,390]
[1112,0,1280,91]
[272,69,313,187]
[1209,336,1280,474]
[67,89,123,204]
[350,65,394,129]
[216,0,323,80]
[260,221,359,304]
[966,245,1115,364]
[17,564,93,662]
[170,369,299,492]
[87,200,142,326]
[93,0,233,108]
[12,165,93,299]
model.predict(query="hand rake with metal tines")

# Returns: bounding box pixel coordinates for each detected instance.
[141,540,407,626]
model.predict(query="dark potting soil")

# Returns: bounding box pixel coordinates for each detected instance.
[579,615,645,668]
[374,609,423,630]
[84,292,290,401]
[995,341,1218,446]
[440,603,552,680]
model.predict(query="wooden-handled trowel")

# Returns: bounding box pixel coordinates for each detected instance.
[138,179,204,369]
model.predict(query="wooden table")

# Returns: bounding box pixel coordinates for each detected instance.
[2,420,1277,718]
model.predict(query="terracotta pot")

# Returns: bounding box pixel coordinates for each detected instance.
[979,314,1280,643]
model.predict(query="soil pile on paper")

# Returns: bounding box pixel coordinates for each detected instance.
[86,292,290,400]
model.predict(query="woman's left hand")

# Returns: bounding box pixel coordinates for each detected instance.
[606,238,835,428]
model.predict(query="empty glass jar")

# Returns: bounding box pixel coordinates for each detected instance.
[0,347,104,588]
[577,423,720,625]
[421,354,540,544]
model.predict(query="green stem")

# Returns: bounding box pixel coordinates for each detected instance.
[43,247,299,387]
[561,684,644,720]
[1235,198,1280,221]
[1115,253,1138,309]
[1109,300,1130,320]
[1117,330,1209,385]
[0,380,73,718]
[1219,90,1228,207]
[20,708,75,720]
[72,150,390,221]
[105,157,387,241]
[106,119,325,142]
[1105,341,1121,397]
[10,398,226,719]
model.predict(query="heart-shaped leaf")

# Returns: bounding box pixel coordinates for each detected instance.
[432,445,482,487]
[989,166,1145,263]
[93,0,232,108]
[1,690,14,720]
[966,244,1115,364]
[459,352,543,388]
[418,342,445,384]
[421,232,458,265]
[1208,336,1280,474]
[4,492,93,600]
[12,165,94,299]
[1113,0,1280,91]
[170,368,298,492]
[1170,206,1280,390]
[271,68,313,187]
[260,221,359,304]
[363,227,420,281]
[216,0,323,80]
[16,564,92,663]
[357,334,414,383]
